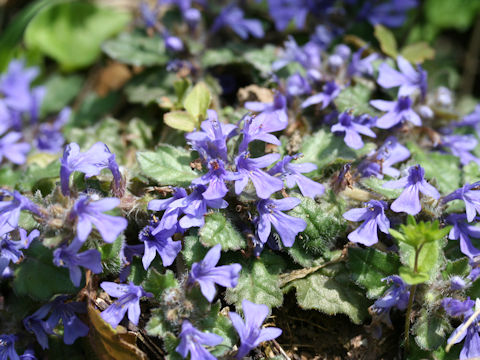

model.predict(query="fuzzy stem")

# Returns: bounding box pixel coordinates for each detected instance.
[404,284,417,348]
[404,244,423,348]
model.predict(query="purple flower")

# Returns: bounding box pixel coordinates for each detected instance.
[139,1,159,28]
[0,132,30,165]
[377,136,411,177]
[44,296,89,345]
[331,112,376,150]
[234,152,283,199]
[359,136,410,178]
[446,298,480,360]
[119,244,144,282]
[444,182,480,222]
[446,213,480,259]
[348,48,378,78]
[450,276,466,290]
[70,196,127,243]
[0,60,39,113]
[168,185,228,229]
[100,282,152,328]
[361,0,418,28]
[175,320,223,360]
[53,238,102,287]
[139,223,181,270]
[0,334,19,360]
[0,229,39,274]
[443,297,475,317]
[20,349,36,360]
[383,165,440,215]
[191,159,240,200]
[24,302,55,350]
[35,107,71,153]
[148,187,188,236]
[286,73,311,97]
[268,154,324,199]
[239,105,287,153]
[442,135,480,166]
[456,104,480,135]
[343,200,390,246]
[370,276,410,337]
[256,197,306,247]
[186,110,237,162]
[377,56,427,98]
[229,300,282,359]
[188,244,241,302]
[301,81,340,109]
[60,142,117,196]
[267,0,308,31]
[28,86,45,124]
[244,93,288,139]
[164,34,184,52]
[211,5,264,39]
[371,96,421,129]
[0,190,40,236]
[272,36,322,71]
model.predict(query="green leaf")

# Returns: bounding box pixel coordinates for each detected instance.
[284,264,369,324]
[24,2,130,70]
[299,129,376,177]
[163,111,197,132]
[69,92,120,128]
[463,161,480,185]
[0,167,20,188]
[374,24,398,58]
[347,248,400,298]
[18,158,60,193]
[143,269,178,299]
[201,48,238,67]
[413,308,451,351]
[40,74,83,116]
[425,0,480,31]
[442,258,470,279]
[124,68,177,107]
[126,118,153,149]
[199,302,237,357]
[408,142,461,194]
[287,194,346,266]
[360,177,402,200]
[67,117,124,159]
[199,212,246,251]
[225,257,283,309]
[13,242,77,301]
[145,309,169,337]
[242,44,276,77]
[103,31,168,67]
[182,235,208,267]
[183,82,211,121]
[398,240,445,284]
[400,42,435,63]
[399,266,429,285]
[137,145,199,187]
[334,84,379,116]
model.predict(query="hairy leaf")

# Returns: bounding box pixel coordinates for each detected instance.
[347,248,400,298]
[225,256,283,309]
[284,264,369,324]
[103,31,168,67]
[413,308,451,351]
[137,145,199,187]
[199,212,246,251]
[14,242,77,301]
[25,2,130,70]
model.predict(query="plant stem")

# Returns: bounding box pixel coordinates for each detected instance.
[405,245,423,348]
[404,284,417,348]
